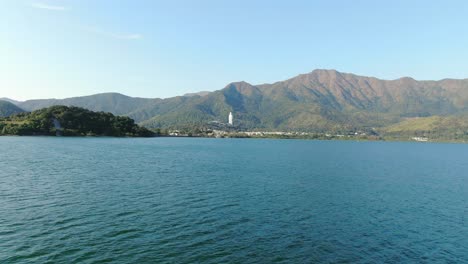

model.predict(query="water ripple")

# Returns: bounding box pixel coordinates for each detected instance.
[1,138,468,263]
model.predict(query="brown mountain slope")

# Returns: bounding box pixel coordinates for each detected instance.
[7,70,468,133]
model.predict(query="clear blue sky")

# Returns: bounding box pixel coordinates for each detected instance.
[1,0,468,100]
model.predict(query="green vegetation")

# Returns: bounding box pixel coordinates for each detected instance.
[0,100,25,117]
[380,115,468,141]
[384,116,442,132]
[0,105,154,137]
[6,70,468,141]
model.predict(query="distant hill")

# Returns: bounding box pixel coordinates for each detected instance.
[0,100,25,117]
[183,91,211,97]
[18,93,158,116]
[0,98,20,105]
[7,69,468,138]
[0,105,154,137]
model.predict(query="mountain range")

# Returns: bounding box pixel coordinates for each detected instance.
[3,69,468,137]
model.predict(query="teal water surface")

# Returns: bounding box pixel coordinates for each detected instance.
[1,137,468,263]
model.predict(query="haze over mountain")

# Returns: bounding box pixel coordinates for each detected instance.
[0,98,20,105]
[0,100,25,117]
[17,93,158,116]
[4,69,468,136]
[183,91,211,97]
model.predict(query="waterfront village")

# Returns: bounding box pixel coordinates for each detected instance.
[163,112,430,142]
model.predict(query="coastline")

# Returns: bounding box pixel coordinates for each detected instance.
[2,133,466,144]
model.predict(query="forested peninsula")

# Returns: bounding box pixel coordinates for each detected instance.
[0,105,154,137]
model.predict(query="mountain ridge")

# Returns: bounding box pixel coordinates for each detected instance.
[0,100,25,117]
[3,69,468,136]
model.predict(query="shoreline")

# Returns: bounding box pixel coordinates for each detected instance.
[2,134,467,144]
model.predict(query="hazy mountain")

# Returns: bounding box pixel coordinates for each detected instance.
[18,93,158,116]
[7,70,468,134]
[183,91,211,97]
[0,100,25,117]
[0,98,20,105]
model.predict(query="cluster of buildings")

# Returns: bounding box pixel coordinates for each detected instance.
[412,137,429,142]
[166,112,384,139]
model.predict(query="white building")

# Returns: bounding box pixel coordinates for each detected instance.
[228,112,233,125]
